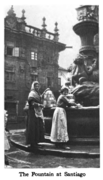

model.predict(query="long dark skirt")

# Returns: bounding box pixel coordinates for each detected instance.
[26,109,44,147]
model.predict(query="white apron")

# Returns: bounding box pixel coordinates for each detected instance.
[50,107,69,142]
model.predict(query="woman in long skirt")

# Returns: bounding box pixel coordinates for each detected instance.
[26,81,45,149]
[50,86,76,148]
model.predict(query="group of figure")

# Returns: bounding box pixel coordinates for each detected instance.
[25,80,82,150]
[4,79,99,167]
[25,53,100,149]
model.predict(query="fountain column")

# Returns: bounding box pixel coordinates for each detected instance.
[73,5,99,57]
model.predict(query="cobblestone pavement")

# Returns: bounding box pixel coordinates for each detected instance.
[5,145,100,168]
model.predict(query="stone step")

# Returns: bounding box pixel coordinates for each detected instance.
[10,130,100,158]
[10,138,99,158]
[10,129,99,145]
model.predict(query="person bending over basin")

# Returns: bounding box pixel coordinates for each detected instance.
[50,86,77,149]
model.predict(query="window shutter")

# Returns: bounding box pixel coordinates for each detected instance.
[34,52,37,60]
[31,52,34,60]
[13,47,19,57]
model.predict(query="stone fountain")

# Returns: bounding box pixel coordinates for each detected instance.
[67,5,99,106]
[43,6,99,139]
[23,5,99,141]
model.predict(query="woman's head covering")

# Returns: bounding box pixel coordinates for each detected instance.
[31,81,39,90]
[60,86,69,93]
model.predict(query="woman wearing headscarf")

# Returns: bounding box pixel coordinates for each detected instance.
[26,81,45,149]
[50,86,77,148]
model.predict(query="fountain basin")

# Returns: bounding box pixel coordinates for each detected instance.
[43,107,99,138]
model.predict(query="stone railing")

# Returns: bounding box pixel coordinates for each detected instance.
[25,25,59,41]
[25,25,41,37]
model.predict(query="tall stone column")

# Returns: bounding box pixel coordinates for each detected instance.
[73,5,99,57]
[68,6,99,106]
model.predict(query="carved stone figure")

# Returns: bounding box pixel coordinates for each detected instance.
[69,54,99,85]
[67,54,99,106]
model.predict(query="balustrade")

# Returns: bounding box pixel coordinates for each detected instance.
[25,25,58,41]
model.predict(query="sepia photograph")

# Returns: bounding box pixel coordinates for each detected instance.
[2,0,102,178]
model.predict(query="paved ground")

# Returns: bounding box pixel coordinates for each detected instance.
[5,129,100,168]
[6,145,100,168]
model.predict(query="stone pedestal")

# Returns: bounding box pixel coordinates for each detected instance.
[73,5,99,56]
[73,21,98,55]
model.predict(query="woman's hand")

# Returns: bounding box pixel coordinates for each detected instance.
[76,104,83,109]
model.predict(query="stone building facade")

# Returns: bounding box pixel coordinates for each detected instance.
[4,6,66,121]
